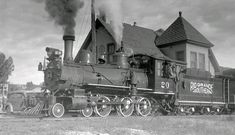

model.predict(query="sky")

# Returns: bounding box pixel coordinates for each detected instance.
[0,0,235,85]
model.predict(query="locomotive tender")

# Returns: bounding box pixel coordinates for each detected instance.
[38,32,235,118]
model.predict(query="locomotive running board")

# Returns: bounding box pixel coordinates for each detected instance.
[87,83,129,89]
[145,91,175,95]
[87,83,152,91]
[178,100,225,105]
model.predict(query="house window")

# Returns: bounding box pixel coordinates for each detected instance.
[190,51,197,68]
[199,53,205,70]
[107,43,115,63]
[98,45,106,64]
[99,45,105,55]
[176,51,185,61]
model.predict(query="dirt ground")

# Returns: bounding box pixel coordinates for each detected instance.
[0,114,235,135]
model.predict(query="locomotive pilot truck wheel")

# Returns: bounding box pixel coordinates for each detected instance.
[82,105,93,117]
[51,103,65,118]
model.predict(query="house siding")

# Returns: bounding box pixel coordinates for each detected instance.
[159,42,216,76]
[160,43,186,61]
[186,43,215,75]
[77,27,115,62]
[96,27,115,60]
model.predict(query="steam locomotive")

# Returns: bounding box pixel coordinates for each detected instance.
[38,35,235,118]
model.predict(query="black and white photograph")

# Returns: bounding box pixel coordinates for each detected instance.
[0,0,235,134]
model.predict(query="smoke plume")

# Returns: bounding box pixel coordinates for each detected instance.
[44,0,84,35]
[97,0,123,46]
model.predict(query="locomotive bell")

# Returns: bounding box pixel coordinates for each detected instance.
[63,35,75,63]
[77,49,95,64]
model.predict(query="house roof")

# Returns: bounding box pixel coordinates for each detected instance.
[208,48,220,73]
[75,18,182,62]
[123,23,166,58]
[155,13,214,48]
[98,18,165,58]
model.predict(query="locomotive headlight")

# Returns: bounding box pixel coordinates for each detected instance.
[55,50,62,56]
[46,47,62,57]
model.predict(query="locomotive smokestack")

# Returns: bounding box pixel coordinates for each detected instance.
[63,35,75,63]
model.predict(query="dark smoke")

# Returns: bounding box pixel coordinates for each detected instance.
[45,0,84,35]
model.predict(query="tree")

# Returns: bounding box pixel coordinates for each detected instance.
[0,52,14,83]
[26,81,35,90]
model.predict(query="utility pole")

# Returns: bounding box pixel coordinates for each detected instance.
[91,0,96,64]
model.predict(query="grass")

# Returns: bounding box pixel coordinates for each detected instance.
[0,115,235,135]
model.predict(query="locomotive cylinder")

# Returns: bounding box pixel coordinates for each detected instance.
[63,35,75,63]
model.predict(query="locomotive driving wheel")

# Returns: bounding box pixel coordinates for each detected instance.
[136,97,152,117]
[51,103,65,118]
[118,97,134,117]
[94,96,112,117]
[82,105,93,117]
